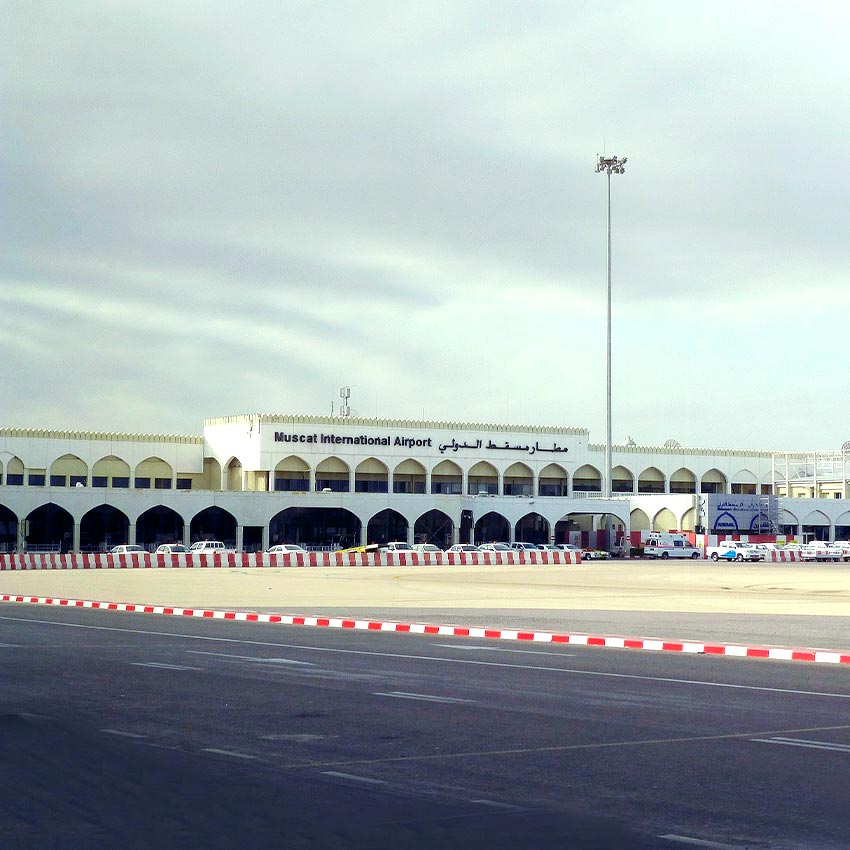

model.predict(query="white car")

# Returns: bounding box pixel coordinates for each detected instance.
[706,541,763,562]
[510,542,538,552]
[266,544,307,554]
[379,542,414,552]
[189,540,233,554]
[411,543,443,553]
[110,544,146,554]
[154,544,190,554]
[479,543,511,552]
[581,548,609,560]
[536,544,561,552]
[446,544,481,553]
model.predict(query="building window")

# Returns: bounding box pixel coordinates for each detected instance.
[6,474,23,486]
[49,475,66,487]
[134,477,151,489]
[112,476,130,488]
[29,474,47,486]
[154,478,172,490]
[176,478,192,490]
[70,476,87,487]
[92,476,108,488]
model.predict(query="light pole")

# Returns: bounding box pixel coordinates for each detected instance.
[595,154,626,500]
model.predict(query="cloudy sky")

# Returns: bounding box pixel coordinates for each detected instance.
[4,1,848,451]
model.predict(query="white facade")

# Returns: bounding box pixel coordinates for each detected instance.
[1,415,849,552]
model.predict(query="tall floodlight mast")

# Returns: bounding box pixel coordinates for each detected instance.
[595,154,627,500]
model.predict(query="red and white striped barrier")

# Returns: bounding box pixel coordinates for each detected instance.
[2,592,848,666]
[765,550,802,562]
[0,550,580,571]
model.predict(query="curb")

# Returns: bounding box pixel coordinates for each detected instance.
[3,593,850,666]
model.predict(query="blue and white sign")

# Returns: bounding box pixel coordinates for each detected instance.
[707,495,777,533]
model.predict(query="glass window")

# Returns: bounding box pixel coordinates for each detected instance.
[70,476,87,487]
[6,474,23,486]
[176,478,192,490]
[29,474,47,486]
[112,476,130,488]
[154,478,172,490]
[50,475,66,487]
[92,476,108,488]
[134,477,151,489]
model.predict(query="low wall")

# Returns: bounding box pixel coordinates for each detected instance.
[765,551,802,562]
[0,550,580,571]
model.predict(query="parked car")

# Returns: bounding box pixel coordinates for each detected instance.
[581,548,609,560]
[479,543,511,552]
[266,544,307,554]
[379,542,414,552]
[509,542,538,552]
[536,544,561,552]
[446,544,481,553]
[706,541,764,562]
[189,540,235,554]
[154,544,190,554]
[411,543,443,553]
[110,544,146,554]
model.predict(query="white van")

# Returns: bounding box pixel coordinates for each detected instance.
[189,540,235,554]
[706,541,763,562]
[379,541,414,553]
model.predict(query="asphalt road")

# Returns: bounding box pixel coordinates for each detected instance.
[3,605,850,850]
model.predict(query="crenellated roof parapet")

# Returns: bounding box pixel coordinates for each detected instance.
[0,427,202,444]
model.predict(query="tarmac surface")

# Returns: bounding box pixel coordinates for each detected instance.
[3,560,850,650]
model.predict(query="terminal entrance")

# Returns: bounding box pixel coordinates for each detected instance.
[80,505,129,551]
[269,507,360,549]
[25,504,73,553]
[138,506,185,548]
[367,509,408,545]
[191,507,237,547]
[414,509,453,548]
[473,511,510,545]
[0,504,17,552]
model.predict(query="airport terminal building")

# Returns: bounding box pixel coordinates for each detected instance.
[1,414,849,553]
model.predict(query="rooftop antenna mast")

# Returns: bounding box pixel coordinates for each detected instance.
[339,386,351,418]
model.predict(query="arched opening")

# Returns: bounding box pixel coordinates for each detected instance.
[5,456,24,486]
[468,461,498,496]
[802,510,830,542]
[652,508,678,533]
[80,505,130,552]
[730,469,757,495]
[224,458,243,492]
[269,507,360,549]
[135,456,174,491]
[137,506,185,548]
[573,465,602,493]
[680,506,697,532]
[414,509,453,548]
[538,463,568,497]
[203,457,222,491]
[50,454,88,488]
[515,512,550,545]
[431,460,461,495]
[503,462,533,497]
[274,456,310,492]
[355,458,389,494]
[834,511,850,541]
[611,465,634,494]
[367,509,408,545]
[315,457,350,492]
[0,504,18,552]
[25,504,74,553]
[630,508,650,532]
[474,511,510,545]
[190,507,237,547]
[670,467,697,494]
[701,469,727,494]
[393,459,426,494]
[779,509,799,538]
[638,467,665,494]
[92,455,131,489]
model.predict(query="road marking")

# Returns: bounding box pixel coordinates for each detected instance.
[660,836,744,849]
[373,691,475,704]
[6,614,850,702]
[100,728,147,739]
[750,736,850,753]
[186,650,313,665]
[261,733,334,742]
[320,771,385,785]
[431,643,574,657]
[201,748,258,760]
[281,722,850,770]
[131,661,202,671]
[469,799,527,811]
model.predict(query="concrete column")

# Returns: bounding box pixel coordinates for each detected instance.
[462,470,469,496]
[348,470,355,494]
[498,473,504,496]
[17,520,26,552]
[406,522,414,545]
[387,470,394,495]
[261,526,270,552]
[128,523,136,545]
[73,523,80,553]
[796,523,803,542]
[829,523,836,543]
[241,470,248,492]
[532,473,539,497]
[235,525,244,552]
[360,525,369,546]
[425,470,432,495]
[452,523,460,545]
